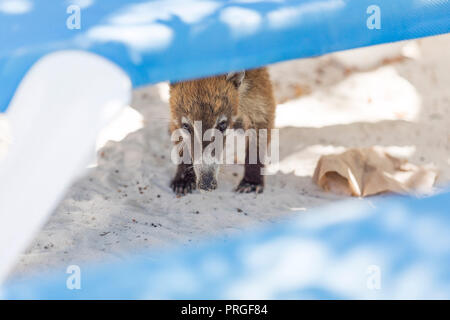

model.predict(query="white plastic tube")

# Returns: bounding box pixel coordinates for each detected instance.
[0,51,131,284]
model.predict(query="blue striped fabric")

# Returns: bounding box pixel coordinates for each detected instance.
[1,0,449,112]
[3,191,450,299]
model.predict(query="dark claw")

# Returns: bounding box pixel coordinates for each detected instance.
[171,179,196,196]
[235,180,264,194]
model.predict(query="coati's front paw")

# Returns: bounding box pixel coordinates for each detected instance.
[235,179,264,194]
[171,176,196,196]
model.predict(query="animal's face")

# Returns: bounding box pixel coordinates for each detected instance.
[169,72,244,191]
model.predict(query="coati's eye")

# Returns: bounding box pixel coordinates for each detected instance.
[217,120,228,132]
[181,116,192,132]
[181,122,191,132]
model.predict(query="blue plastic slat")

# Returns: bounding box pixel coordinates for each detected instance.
[1,0,449,112]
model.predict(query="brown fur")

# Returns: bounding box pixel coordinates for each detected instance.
[169,67,276,194]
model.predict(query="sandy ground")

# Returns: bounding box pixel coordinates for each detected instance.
[7,34,450,280]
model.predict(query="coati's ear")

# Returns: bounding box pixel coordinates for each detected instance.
[226,71,245,88]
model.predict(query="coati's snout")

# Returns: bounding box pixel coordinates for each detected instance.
[195,164,218,192]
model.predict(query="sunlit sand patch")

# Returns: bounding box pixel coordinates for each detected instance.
[0,115,11,160]
[96,105,144,151]
[275,66,421,128]
[157,82,170,103]
[267,145,346,176]
[269,145,418,178]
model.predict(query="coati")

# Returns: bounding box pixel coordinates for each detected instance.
[169,67,276,195]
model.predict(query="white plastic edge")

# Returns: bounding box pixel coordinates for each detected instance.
[0,50,132,284]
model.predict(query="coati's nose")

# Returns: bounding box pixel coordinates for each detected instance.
[197,174,217,192]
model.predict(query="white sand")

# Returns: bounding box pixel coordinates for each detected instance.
[7,34,450,280]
